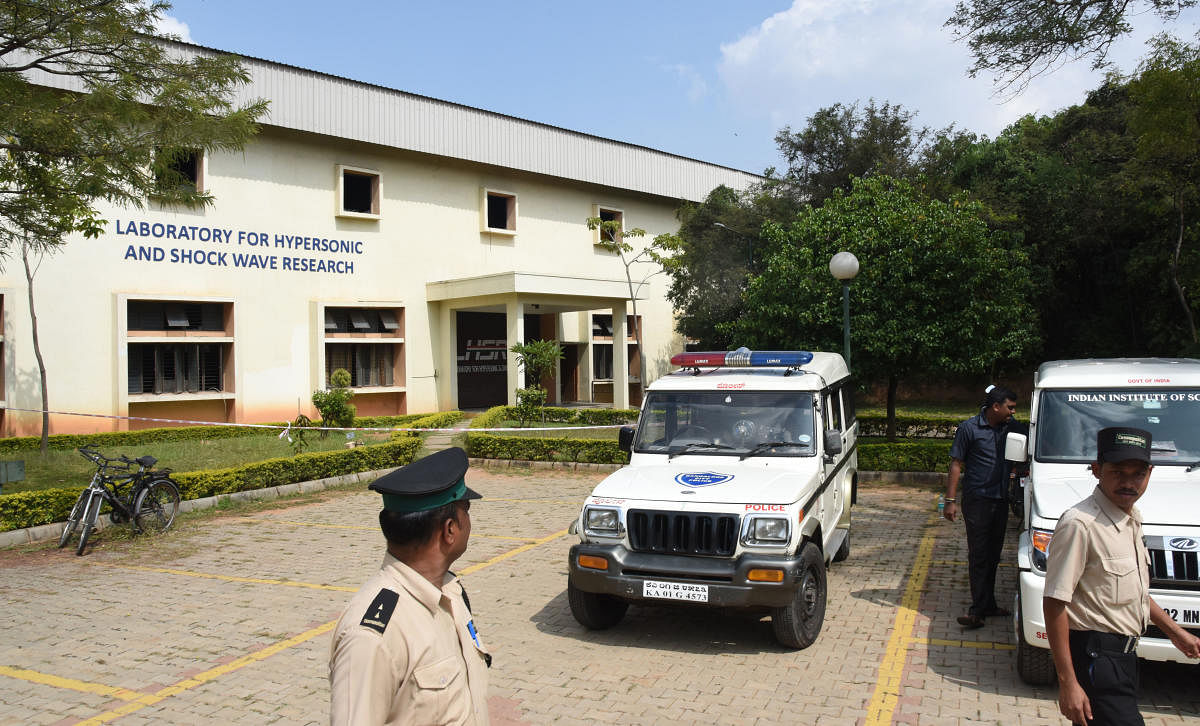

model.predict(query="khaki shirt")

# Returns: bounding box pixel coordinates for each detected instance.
[329,554,491,725]
[1044,487,1150,636]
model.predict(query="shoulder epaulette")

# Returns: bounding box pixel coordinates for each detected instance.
[359,588,399,634]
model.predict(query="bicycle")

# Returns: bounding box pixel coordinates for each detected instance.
[58,445,181,556]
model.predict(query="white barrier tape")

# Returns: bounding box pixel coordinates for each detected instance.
[1,406,628,433]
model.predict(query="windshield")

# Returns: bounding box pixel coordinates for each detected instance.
[1036,389,1200,464]
[633,390,816,457]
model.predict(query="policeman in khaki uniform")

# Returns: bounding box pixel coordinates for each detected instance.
[329,447,491,725]
[1043,427,1200,725]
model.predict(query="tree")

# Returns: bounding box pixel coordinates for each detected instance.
[586,216,677,401]
[1,0,267,446]
[1125,34,1200,346]
[663,185,761,349]
[770,100,944,207]
[946,0,1197,91]
[509,339,563,426]
[732,175,1038,439]
[665,103,977,352]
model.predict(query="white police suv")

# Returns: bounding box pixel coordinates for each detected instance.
[567,348,857,648]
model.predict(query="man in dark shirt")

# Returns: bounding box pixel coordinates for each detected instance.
[945,385,1025,628]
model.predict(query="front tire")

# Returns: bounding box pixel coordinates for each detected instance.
[1015,592,1056,685]
[568,581,629,630]
[76,493,101,556]
[772,542,826,648]
[59,490,88,548]
[133,479,180,535]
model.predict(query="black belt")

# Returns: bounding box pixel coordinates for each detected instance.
[1070,629,1140,655]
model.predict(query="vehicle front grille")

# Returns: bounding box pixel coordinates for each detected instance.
[1146,540,1200,590]
[627,509,739,557]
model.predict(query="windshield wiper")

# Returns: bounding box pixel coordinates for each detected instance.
[667,442,737,459]
[739,441,798,460]
[1187,460,1200,473]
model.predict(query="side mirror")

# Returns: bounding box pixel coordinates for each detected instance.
[823,429,843,456]
[618,426,636,454]
[1005,432,1028,463]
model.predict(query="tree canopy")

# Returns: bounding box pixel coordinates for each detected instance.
[946,0,1198,90]
[0,0,268,248]
[730,175,1038,433]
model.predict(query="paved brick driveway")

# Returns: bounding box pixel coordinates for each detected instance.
[1,466,1196,725]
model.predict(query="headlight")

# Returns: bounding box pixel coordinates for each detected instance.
[1032,528,1053,572]
[742,516,790,546]
[584,507,621,536]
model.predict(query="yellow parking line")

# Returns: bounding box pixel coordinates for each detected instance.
[74,620,337,725]
[68,527,566,723]
[89,562,356,592]
[913,636,1015,651]
[864,513,938,726]
[0,665,146,701]
[459,529,569,576]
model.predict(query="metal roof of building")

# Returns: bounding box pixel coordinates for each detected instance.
[19,39,761,203]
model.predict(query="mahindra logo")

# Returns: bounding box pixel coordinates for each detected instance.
[1168,537,1199,551]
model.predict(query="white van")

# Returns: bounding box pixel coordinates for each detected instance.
[1006,358,1200,684]
[567,348,857,648]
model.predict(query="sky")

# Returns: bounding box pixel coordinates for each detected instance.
[162,0,1200,175]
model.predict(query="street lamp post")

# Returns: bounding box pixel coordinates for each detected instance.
[828,251,860,370]
[713,222,753,268]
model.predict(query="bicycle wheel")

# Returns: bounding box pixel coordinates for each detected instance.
[58,489,89,548]
[133,478,180,535]
[76,492,102,556]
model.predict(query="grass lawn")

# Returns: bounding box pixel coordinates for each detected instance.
[1,430,395,495]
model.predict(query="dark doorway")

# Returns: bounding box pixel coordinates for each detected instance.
[456,312,507,409]
[561,345,580,403]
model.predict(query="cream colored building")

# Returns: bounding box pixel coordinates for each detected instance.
[1,41,757,435]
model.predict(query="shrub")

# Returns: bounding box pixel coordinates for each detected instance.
[857,441,949,472]
[512,387,547,427]
[465,433,627,464]
[0,438,422,533]
[312,368,356,431]
[389,411,465,440]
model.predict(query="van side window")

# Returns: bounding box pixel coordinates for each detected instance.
[827,390,843,432]
[842,384,856,426]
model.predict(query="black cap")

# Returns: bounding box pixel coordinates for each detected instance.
[369,447,480,513]
[1096,427,1152,464]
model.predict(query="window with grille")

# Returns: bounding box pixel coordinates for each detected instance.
[323,307,400,334]
[128,301,224,331]
[326,344,394,387]
[128,343,224,394]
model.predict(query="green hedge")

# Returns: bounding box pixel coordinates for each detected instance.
[466,433,627,464]
[463,435,950,470]
[857,415,961,439]
[858,441,949,472]
[0,424,272,456]
[470,406,509,429]
[0,413,466,455]
[390,411,465,440]
[468,405,637,429]
[0,437,422,533]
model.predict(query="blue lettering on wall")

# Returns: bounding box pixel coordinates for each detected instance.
[112,218,363,275]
